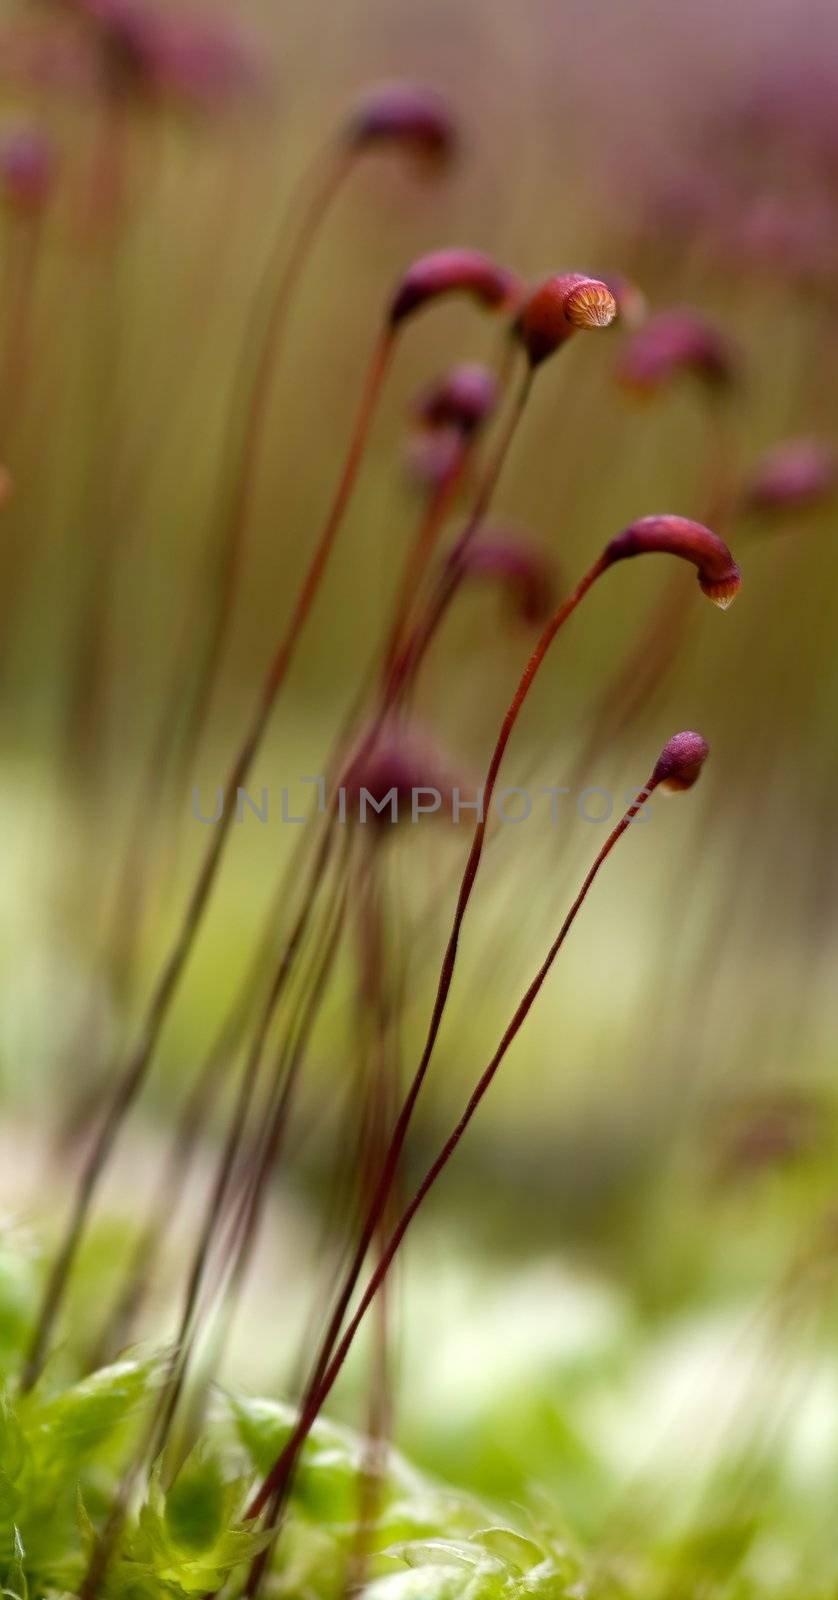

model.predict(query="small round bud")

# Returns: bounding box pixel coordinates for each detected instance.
[81,0,260,110]
[0,126,56,213]
[515,274,617,366]
[743,438,836,516]
[150,13,262,111]
[616,309,737,398]
[347,83,456,166]
[341,720,462,828]
[449,532,557,627]
[651,731,710,792]
[605,514,741,609]
[389,249,521,328]
[413,363,499,437]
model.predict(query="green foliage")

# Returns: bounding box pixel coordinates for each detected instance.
[0,1353,587,1600]
[0,1243,835,1599]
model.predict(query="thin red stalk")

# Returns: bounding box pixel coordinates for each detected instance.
[21,325,395,1395]
[77,860,350,1600]
[385,365,533,702]
[162,866,351,1474]
[82,804,333,1358]
[246,365,538,1478]
[250,546,610,1529]
[148,821,343,1462]
[201,870,351,1387]
[175,147,356,781]
[343,851,399,1600]
[380,449,469,678]
[84,1042,229,1372]
[243,777,660,1543]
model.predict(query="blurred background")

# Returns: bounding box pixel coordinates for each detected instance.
[2,0,838,1583]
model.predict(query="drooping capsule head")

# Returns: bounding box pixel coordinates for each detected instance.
[413,363,499,437]
[448,531,557,628]
[616,309,737,399]
[514,273,617,366]
[347,83,456,167]
[389,249,521,328]
[604,514,741,609]
[651,731,710,792]
[743,438,836,516]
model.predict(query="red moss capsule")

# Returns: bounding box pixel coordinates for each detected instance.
[515,273,617,366]
[0,127,56,212]
[616,309,737,397]
[150,13,261,111]
[341,720,461,827]
[605,514,741,609]
[651,730,710,792]
[449,532,557,627]
[413,363,499,437]
[77,0,260,109]
[389,249,521,328]
[347,83,456,165]
[743,438,836,515]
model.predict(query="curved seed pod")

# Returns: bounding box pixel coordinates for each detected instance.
[413,363,499,436]
[389,249,521,327]
[743,438,836,515]
[449,532,557,626]
[515,273,617,366]
[616,309,737,397]
[651,730,710,791]
[605,513,741,608]
[346,83,456,165]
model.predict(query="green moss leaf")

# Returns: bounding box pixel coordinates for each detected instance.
[164,1454,226,1554]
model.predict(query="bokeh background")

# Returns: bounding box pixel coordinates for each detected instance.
[2,0,838,1580]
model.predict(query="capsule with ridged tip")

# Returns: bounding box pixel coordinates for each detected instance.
[515,273,617,366]
[389,249,521,328]
[604,514,741,609]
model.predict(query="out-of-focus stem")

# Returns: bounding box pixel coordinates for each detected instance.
[242,776,659,1544]
[21,324,395,1396]
[176,147,356,782]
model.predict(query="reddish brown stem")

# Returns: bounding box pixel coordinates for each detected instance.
[21,325,395,1395]
[247,547,610,1531]
[243,775,659,1537]
[385,365,532,702]
[176,147,356,779]
[147,821,342,1464]
[77,855,351,1600]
